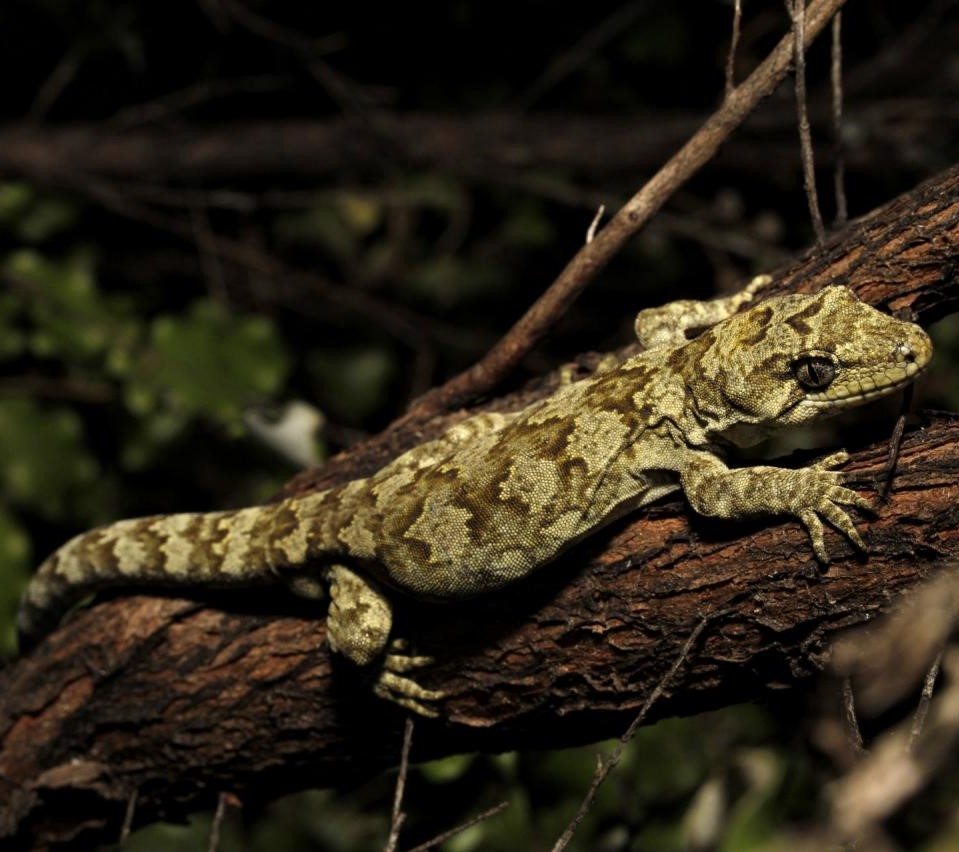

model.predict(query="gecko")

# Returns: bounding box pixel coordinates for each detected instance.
[16,281,933,716]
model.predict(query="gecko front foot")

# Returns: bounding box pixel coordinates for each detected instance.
[373,639,446,718]
[797,451,874,562]
[681,448,875,564]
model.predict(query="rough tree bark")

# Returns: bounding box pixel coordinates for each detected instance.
[2,164,959,850]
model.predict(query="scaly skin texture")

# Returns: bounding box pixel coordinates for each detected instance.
[16,282,933,715]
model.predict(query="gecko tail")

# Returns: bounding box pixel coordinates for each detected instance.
[16,500,318,652]
[15,515,191,652]
[15,535,121,651]
[16,565,79,652]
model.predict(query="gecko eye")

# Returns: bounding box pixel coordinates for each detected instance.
[793,355,836,390]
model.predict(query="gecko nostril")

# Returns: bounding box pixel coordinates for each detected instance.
[895,342,915,362]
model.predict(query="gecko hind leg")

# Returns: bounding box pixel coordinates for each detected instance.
[326,564,445,718]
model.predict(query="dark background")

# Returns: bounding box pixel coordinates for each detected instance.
[0,1,957,848]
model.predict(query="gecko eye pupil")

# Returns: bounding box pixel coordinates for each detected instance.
[793,355,836,390]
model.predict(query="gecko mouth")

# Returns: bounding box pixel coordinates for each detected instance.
[806,336,932,406]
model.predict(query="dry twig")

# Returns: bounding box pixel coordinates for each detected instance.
[831,12,848,225]
[551,616,712,852]
[907,652,943,751]
[119,789,137,846]
[403,0,848,424]
[518,1,651,109]
[787,0,827,245]
[810,573,959,843]
[208,793,228,852]
[725,0,743,96]
[881,384,914,499]
[76,174,436,347]
[404,801,510,852]
[109,76,290,129]
[829,648,959,840]
[586,204,605,244]
[841,677,864,756]
[385,718,414,852]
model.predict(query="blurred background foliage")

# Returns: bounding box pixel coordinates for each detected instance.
[0,0,958,849]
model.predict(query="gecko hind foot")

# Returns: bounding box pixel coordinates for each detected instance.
[373,639,446,718]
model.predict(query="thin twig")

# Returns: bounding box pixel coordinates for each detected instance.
[217,0,344,56]
[787,0,827,245]
[882,414,908,499]
[881,385,913,499]
[404,801,510,852]
[385,718,414,852]
[655,211,791,264]
[208,793,228,852]
[118,789,137,845]
[29,44,84,121]
[190,206,228,302]
[830,12,848,225]
[218,0,384,113]
[841,0,951,96]
[404,0,848,424]
[73,174,434,347]
[726,0,743,96]
[830,649,959,839]
[518,1,651,109]
[841,676,864,756]
[907,650,943,752]
[109,76,290,129]
[586,205,605,244]
[551,615,712,852]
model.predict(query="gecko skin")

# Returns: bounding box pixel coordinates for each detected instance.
[17,283,932,715]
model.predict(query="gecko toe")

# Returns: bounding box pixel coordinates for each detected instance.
[373,639,445,717]
[832,487,874,513]
[816,450,850,470]
[799,510,829,561]
[819,502,867,552]
[374,670,445,718]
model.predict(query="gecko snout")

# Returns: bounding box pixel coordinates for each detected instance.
[893,326,933,372]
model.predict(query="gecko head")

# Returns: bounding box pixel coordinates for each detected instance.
[678,285,933,445]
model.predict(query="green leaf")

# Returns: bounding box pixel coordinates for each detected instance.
[17,197,79,243]
[420,753,475,783]
[0,508,31,653]
[0,182,34,223]
[0,399,99,520]
[0,292,26,358]
[0,184,80,242]
[4,248,134,362]
[133,301,291,424]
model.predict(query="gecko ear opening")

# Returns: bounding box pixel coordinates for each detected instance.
[793,354,837,390]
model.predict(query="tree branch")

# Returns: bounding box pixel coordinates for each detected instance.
[279,160,959,500]
[2,162,959,850]
[400,0,847,419]
[0,100,953,188]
